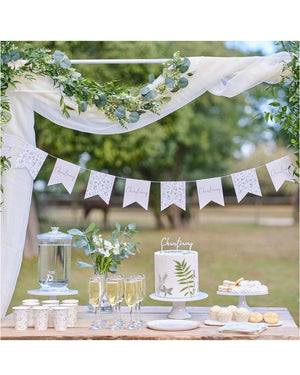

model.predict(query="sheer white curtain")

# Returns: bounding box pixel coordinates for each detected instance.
[0,52,291,317]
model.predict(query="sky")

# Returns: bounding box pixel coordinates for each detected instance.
[225,41,278,55]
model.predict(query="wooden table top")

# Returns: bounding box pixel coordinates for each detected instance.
[1,306,299,340]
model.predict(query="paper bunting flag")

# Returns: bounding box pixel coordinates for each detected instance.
[1,134,15,158]
[266,156,296,191]
[48,158,80,194]
[13,142,48,179]
[123,178,151,210]
[84,171,115,204]
[161,181,186,211]
[196,177,224,209]
[231,168,262,203]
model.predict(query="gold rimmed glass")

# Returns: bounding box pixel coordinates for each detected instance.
[88,274,106,329]
[124,276,138,330]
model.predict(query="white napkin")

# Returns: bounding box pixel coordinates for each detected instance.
[218,321,267,334]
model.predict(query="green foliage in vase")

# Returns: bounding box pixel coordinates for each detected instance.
[264,41,299,177]
[68,222,140,274]
[174,259,196,297]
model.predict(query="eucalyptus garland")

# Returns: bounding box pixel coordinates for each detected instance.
[0,41,193,200]
[0,42,192,127]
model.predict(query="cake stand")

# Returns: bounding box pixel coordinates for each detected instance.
[27,288,78,300]
[216,291,268,311]
[150,292,208,319]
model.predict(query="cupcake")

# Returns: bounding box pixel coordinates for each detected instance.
[227,305,237,320]
[234,307,250,322]
[217,308,232,322]
[209,305,221,320]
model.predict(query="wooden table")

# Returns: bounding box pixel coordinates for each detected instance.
[1,306,299,340]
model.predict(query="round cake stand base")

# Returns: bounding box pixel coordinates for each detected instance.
[28,288,78,300]
[150,292,208,320]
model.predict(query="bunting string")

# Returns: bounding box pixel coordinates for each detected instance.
[2,134,298,211]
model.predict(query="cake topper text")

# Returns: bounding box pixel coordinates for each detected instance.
[161,236,194,251]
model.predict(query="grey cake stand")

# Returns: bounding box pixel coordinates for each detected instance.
[217,291,268,311]
[150,292,208,319]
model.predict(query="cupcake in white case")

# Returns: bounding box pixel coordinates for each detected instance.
[227,305,237,320]
[234,307,250,322]
[209,305,221,321]
[217,308,232,322]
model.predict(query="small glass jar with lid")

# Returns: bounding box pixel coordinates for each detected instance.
[37,227,72,291]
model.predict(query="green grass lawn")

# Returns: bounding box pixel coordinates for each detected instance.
[8,205,299,326]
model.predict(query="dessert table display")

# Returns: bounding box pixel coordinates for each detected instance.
[1,305,299,340]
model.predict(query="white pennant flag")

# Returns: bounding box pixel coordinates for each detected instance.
[48,158,80,194]
[123,178,151,210]
[85,171,115,204]
[14,142,48,179]
[1,134,15,158]
[196,177,224,209]
[266,156,296,191]
[161,181,186,211]
[231,168,262,203]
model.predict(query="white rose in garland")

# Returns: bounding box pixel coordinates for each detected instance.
[68,222,140,274]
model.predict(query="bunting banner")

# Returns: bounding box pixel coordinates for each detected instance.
[85,170,115,204]
[13,142,47,179]
[1,134,15,158]
[7,135,298,211]
[123,178,151,210]
[161,181,186,211]
[266,156,296,191]
[196,177,224,209]
[48,158,80,194]
[231,168,262,203]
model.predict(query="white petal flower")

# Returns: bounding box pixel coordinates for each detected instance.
[113,240,120,255]
[104,240,113,251]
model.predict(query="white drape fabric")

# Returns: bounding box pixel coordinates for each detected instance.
[0,52,291,317]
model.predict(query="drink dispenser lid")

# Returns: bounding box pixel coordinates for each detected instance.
[37,227,72,245]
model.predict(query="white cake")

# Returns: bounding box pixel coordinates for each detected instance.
[154,250,199,299]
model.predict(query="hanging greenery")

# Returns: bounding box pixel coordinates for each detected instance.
[0,42,192,127]
[0,42,193,199]
[264,41,299,177]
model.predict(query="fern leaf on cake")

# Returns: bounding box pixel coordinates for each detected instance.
[174,259,196,297]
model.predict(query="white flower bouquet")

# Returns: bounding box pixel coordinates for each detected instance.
[68,222,140,274]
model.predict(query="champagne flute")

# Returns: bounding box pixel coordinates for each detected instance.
[106,276,120,330]
[116,274,125,325]
[124,276,138,330]
[89,274,106,330]
[134,274,146,326]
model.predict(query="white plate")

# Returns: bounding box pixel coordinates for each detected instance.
[266,320,282,327]
[147,320,200,331]
[204,320,225,326]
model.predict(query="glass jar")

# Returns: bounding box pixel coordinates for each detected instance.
[37,227,72,291]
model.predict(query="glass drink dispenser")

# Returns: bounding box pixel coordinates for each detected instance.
[37,227,72,291]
